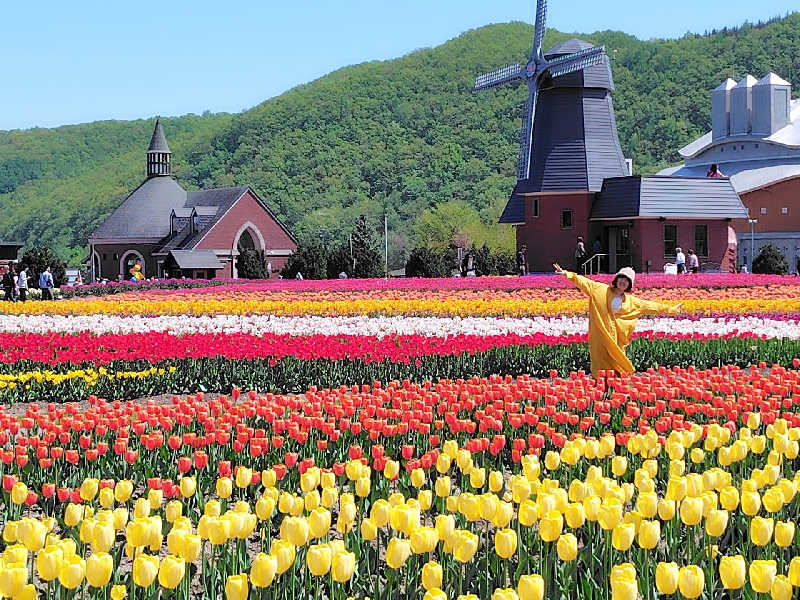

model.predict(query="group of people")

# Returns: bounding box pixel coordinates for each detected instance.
[674,247,700,274]
[1,265,54,302]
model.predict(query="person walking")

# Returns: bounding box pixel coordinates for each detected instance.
[688,249,699,274]
[574,236,587,272]
[517,244,528,276]
[706,163,724,178]
[553,263,682,376]
[39,267,54,300]
[16,268,28,302]
[675,247,686,274]
[1,266,15,302]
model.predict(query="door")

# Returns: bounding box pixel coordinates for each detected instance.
[607,226,632,274]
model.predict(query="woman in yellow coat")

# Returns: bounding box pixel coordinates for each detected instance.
[554,263,682,376]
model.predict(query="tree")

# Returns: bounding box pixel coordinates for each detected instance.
[752,244,789,274]
[326,244,352,279]
[19,246,67,288]
[405,247,453,278]
[351,215,383,279]
[236,248,267,279]
[281,241,328,280]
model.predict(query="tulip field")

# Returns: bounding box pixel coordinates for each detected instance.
[1,274,800,599]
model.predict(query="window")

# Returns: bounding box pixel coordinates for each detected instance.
[694,224,708,258]
[760,207,767,215]
[560,209,573,229]
[782,207,788,215]
[663,224,677,257]
[530,198,540,218]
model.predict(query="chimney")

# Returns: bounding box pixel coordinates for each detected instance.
[752,72,792,136]
[730,75,757,135]
[711,78,737,140]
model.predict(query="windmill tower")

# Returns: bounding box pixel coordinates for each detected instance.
[476,0,628,272]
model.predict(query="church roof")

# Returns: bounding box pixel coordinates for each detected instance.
[147,120,170,153]
[544,38,595,57]
[658,156,800,194]
[168,250,223,270]
[91,176,187,240]
[591,175,748,220]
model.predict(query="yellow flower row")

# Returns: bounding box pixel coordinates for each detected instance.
[0,366,176,389]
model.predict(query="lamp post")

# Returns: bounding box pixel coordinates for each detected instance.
[748,218,758,272]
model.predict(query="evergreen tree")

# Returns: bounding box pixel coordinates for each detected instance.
[405,247,452,278]
[19,246,67,288]
[351,215,383,279]
[236,248,267,279]
[752,244,789,274]
[326,244,352,279]
[281,241,328,280]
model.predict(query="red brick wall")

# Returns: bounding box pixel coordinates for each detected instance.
[92,243,162,281]
[516,193,594,272]
[195,190,296,256]
[636,219,730,272]
[733,177,800,234]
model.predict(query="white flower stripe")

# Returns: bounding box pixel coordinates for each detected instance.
[0,315,797,340]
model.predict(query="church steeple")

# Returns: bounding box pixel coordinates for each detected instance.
[146,119,172,177]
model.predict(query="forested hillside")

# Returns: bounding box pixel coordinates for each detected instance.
[1,14,798,265]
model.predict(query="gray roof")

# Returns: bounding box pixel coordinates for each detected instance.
[169,250,223,270]
[499,195,525,224]
[545,38,594,57]
[180,186,249,248]
[147,120,171,153]
[171,208,193,218]
[193,205,220,216]
[591,175,748,220]
[91,176,187,240]
[659,157,800,194]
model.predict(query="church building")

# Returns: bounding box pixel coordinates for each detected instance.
[88,121,296,282]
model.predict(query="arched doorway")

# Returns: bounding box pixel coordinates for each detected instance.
[232,223,266,278]
[120,250,145,280]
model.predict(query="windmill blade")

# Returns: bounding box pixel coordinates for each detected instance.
[517,85,538,181]
[532,0,548,60]
[546,46,606,79]
[474,64,524,91]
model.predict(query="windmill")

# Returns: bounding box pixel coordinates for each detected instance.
[474,0,607,181]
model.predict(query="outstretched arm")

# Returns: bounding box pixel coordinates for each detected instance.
[554,263,603,296]
[631,296,683,317]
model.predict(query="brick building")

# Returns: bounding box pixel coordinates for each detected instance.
[88,121,296,281]
[497,39,748,274]
[660,72,800,271]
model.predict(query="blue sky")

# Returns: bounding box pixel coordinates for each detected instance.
[1,0,796,130]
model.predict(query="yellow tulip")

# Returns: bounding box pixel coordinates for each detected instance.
[386,538,411,569]
[609,563,637,600]
[155,555,184,589]
[556,533,577,561]
[788,557,800,586]
[114,480,133,503]
[771,575,792,600]
[422,561,443,591]
[133,554,160,587]
[655,562,678,595]
[306,544,332,577]
[308,507,332,540]
[679,497,703,526]
[331,550,356,583]
[98,487,115,508]
[470,467,486,489]
[517,574,544,600]
[11,482,28,505]
[0,561,27,597]
[774,521,795,547]
[544,451,560,471]
[491,589,519,600]
[59,555,86,589]
[611,456,627,477]
[423,589,448,600]
[494,528,517,559]
[678,565,704,598]
[637,520,660,550]
[435,514,456,544]
[612,523,635,552]
[235,467,253,488]
[749,560,777,594]
[411,527,439,554]
[459,494,481,522]
[705,509,729,538]
[435,476,451,498]
[37,544,63,581]
[64,503,83,527]
[271,540,296,575]
[741,490,762,516]
[250,552,278,588]
[15,584,36,600]
[80,478,99,501]
[225,574,248,600]
[216,477,233,499]
[751,516,775,546]
[719,554,746,589]
[282,516,309,547]
[598,499,623,530]
[539,510,563,543]
[370,499,390,527]
[453,530,479,563]
[489,471,504,492]
[86,552,113,587]
[17,518,47,552]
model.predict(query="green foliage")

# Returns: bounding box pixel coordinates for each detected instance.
[351,214,384,278]
[19,246,67,287]
[281,241,328,280]
[2,15,800,260]
[325,244,353,279]
[236,248,268,279]
[752,244,789,274]
[405,246,455,278]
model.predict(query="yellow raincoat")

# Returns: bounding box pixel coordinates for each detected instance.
[565,271,680,376]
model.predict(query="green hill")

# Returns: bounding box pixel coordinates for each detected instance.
[1,15,799,265]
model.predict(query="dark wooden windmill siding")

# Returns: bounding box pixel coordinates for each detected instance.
[583,90,628,192]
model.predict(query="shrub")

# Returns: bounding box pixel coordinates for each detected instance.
[236,248,267,279]
[19,246,67,288]
[752,244,788,275]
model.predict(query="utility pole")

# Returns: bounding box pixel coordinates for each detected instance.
[748,218,758,272]
[350,234,355,272]
[384,212,389,279]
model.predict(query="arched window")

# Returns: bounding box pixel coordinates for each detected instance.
[120,250,145,280]
[237,229,256,252]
